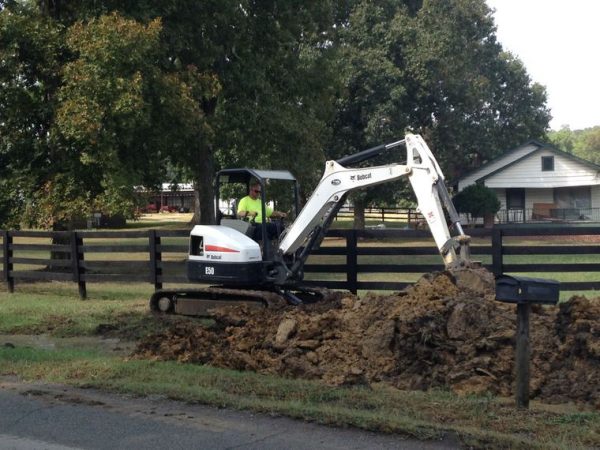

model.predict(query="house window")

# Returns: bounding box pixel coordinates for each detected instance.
[554,187,591,209]
[541,156,554,172]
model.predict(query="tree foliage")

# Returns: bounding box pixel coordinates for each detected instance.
[56,12,218,219]
[0,0,556,230]
[0,3,67,228]
[206,1,341,204]
[326,0,550,227]
[70,1,341,222]
[549,126,600,165]
[453,183,500,218]
[0,5,219,228]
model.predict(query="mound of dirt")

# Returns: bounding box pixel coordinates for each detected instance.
[134,268,600,408]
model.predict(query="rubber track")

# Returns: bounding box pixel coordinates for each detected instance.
[149,287,288,313]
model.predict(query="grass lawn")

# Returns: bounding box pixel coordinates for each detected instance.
[126,212,194,230]
[0,282,599,449]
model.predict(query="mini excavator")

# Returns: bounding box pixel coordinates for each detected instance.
[150,134,472,315]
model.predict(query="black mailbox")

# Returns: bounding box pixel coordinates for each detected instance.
[495,275,560,305]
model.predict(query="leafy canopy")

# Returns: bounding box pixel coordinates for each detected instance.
[549,126,600,165]
[0,0,557,229]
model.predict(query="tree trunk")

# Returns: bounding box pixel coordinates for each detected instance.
[353,199,366,230]
[50,221,70,268]
[191,149,215,225]
[38,0,61,19]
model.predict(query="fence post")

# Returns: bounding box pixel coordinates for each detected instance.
[149,230,162,290]
[515,302,531,408]
[492,227,503,277]
[70,231,86,299]
[347,229,358,294]
[381,208,385,222]
[3,231,14,293]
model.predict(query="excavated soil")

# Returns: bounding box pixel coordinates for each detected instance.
[134,268,600,408]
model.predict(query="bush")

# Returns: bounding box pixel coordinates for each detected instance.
[453,184,500,218]
[143,204,158,213]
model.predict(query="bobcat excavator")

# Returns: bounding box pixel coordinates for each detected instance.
[150,134,472,315]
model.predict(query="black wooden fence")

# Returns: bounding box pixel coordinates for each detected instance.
[489,225,600,291]
[1,225,600,298]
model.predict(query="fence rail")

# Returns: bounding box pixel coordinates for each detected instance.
[1,225,600,298]
[334,206,423,224]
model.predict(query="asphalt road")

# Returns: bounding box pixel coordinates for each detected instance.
[0,379,461,450]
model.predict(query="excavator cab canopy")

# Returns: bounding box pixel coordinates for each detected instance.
[215,168,300,260]
[217,168,297,183]
[215,168,299,220]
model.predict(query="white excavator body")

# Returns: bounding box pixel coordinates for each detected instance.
[152,134,472,314]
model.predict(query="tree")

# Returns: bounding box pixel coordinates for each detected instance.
[549,125,600,165]
[0,5,221,229]
[327,0,551,228]
[548,126,575,154]
[193,1,340,217]
[92,1,341,223]
[453,183,500,226]
[575,127,600,165]
[387,0,550,173]
[0,3,66,228]
[55,12,219,222]
[1,2,345,228]
[327,1,412,228]
[1,0,553,232]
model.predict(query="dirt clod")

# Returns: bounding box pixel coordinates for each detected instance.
[275,318,297,346]
[134,269,600,407]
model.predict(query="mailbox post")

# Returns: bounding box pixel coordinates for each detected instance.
[495,275,559,409]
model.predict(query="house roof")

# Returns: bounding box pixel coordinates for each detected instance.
[457,140,600,186]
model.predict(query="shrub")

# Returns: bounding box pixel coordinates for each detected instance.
[453,184,501,219]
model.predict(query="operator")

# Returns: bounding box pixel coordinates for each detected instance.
[237,182,287,240]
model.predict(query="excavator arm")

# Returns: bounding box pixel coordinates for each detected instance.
[277,134,470,270]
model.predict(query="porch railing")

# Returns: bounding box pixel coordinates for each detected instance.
[496,207,600,224]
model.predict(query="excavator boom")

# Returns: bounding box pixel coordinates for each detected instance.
[278,134,470,268]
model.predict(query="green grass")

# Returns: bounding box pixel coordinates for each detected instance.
[1,282,599,449]
[0,282,153,337]
[124,213,194,230]
[0,344,597,449]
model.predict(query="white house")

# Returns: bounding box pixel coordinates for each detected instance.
[456,140,600,223]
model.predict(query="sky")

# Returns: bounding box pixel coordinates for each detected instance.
[486,0,600,131]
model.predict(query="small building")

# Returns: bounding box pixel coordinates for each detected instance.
[142,183,235,214]
[456,140,600,223]
[142,183,195,213]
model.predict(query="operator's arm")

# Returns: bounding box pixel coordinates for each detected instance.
[236,197,257,219]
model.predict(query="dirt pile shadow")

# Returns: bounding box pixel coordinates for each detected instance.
[133,268,600,408]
